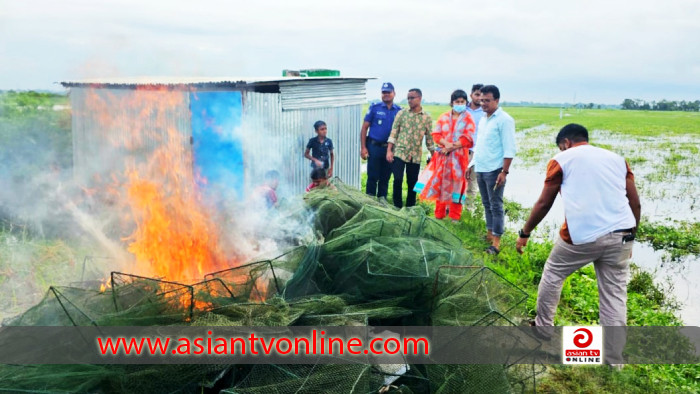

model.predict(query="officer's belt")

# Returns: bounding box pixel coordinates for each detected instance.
[367,138,388,147]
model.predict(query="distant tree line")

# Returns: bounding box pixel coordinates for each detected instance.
[621,98,700,111]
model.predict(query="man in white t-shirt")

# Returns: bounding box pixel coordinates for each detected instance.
[515,123,641,365]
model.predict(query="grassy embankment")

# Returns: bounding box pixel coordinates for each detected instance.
[0,91,91,319]
[371,104,699,392]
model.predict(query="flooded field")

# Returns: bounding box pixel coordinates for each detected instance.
[359,104,700,326]
[510,124,700,325]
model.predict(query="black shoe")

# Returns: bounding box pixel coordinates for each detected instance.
[529,320,552,341]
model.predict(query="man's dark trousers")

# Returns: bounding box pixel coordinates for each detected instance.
[366,141,392,198]
[391,157,420,208]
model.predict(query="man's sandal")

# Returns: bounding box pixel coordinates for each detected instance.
[485,245,500,255]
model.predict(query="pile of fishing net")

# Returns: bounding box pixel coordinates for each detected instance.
[0,179,539,393]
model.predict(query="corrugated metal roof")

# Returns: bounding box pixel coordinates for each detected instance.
[59,76,374,88]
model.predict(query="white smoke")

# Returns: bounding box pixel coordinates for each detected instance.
[206,113,316,263]
[0,89,318,322]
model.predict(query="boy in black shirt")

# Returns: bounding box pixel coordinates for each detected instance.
[304,120,334,178]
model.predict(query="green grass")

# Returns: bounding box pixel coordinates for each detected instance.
[0,91,72,179]
[427,197,696,393]
[627,156,648,166]
[363,160,695,392]
[539,364,700,393]
[504,106,700,136]
[364,103,700,136]
[637,220,700,260]
[0,228,99,321]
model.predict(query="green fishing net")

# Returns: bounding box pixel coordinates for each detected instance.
[0,180,538,393]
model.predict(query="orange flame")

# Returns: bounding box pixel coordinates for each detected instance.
[124,168,227,281]
[83,86,232,284]
[99,278,111,293]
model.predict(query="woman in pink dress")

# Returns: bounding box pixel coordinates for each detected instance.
[419,89,475,221]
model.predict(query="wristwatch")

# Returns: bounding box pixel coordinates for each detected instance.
[518,229,530,238]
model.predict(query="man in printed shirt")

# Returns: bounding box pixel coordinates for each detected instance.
[386,88,435,208]
[472,85,516,255]
[516,123,641,366]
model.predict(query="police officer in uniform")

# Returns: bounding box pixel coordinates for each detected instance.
[360,82,402,201]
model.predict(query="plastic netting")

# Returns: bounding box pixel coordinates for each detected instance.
[0,179,541,393]
[431,266,528,327]
[223,364,379,394]
[0,364,234,393]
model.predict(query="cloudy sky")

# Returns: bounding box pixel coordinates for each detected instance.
[1,0,699,104]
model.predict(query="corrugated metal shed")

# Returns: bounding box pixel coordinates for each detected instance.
[243,92,362,193]
[279,80,366,109]
[62,76,371,195]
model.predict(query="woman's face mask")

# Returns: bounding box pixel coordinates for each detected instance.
[453,104,467,113]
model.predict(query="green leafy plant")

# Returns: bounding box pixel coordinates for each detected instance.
[637,220,700,260]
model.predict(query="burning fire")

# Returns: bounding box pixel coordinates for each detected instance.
[123,163,227,282]
[99,278,111,293]
[84,87,232,284]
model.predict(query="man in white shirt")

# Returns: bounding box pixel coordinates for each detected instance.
[472,85,516,254]
[516,123,641,365]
